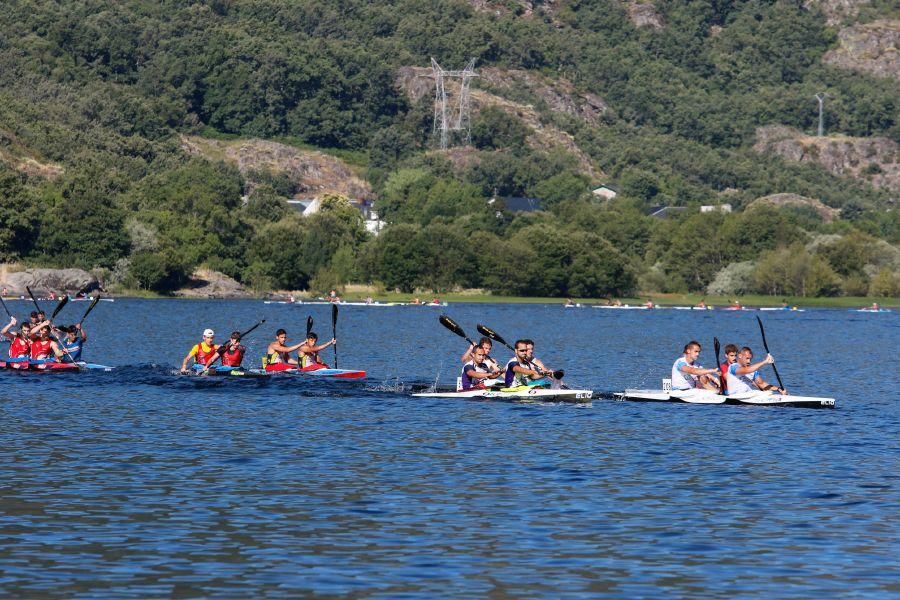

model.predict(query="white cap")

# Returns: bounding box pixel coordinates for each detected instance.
[203,328,215,337]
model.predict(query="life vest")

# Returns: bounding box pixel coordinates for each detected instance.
[221,343,245,367]
[195,342,217,365]
[31,339,52,360]
[265,348,290,366]
[9,337,29,358]
[299,349,322,368]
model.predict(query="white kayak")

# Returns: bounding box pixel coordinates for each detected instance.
[413,386,593,403]
[617,389,835,408]
[593,305,649,310]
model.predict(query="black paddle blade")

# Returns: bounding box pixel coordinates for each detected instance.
[552,369,565,380]
[51,295,69,319]
[26,286,41,312]
[713,337,723,393]
[306,315,313,337]
[755,316,770,353]
[439,315,467,339]
[79,295,101,324]
[476,324,509,348]
[331,303,338,327]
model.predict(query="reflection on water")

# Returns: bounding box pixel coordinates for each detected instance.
[0,300,897,595]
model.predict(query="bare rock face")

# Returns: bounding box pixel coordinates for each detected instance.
[623,1,664,29]
[180,136,372,200]
[174,269,249,298]
[804,0,871,27]
[1,268,99,296]
[754,125,899,193]
[822,19,900,80]
[747,193,840,222]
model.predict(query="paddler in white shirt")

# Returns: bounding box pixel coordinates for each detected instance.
[725,347,787,395]
[671,340,719,391]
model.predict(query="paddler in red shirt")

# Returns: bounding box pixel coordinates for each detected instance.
[201,330,247,373]
[180,328,219,374]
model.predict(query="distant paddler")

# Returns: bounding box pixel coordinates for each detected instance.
[725,347,787,395]
[180,328,219,374]
[671,341,719,392]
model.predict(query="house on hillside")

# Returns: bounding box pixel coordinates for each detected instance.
[701,203,732,214]
[287,196,385,235]
[592,184,619,201]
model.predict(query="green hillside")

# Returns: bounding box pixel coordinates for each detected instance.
[0,0,897,297]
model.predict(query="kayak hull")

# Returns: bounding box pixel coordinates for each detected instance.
[260,364,366,379]
[617,389,835,408]
[413,386,593,403]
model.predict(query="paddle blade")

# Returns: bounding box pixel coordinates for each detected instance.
[51,295,69,319]
[552,369,565,380]
[79,295,101,324]
[439,315,467,339]
[713,337,722,393]
[306,315,313,338]
[755,316,770,353]
[26,286,41,311]
[331,303,338,329]
[476,324,508,348]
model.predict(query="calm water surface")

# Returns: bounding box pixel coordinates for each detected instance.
[0,299,897,597]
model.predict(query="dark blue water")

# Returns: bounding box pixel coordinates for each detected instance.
[1,299,897,597]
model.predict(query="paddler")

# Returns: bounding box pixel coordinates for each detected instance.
[718,343,738,391]
[55,323,87,363]
[461,344,501,390]
[504,339,550,387]
[297,332,335,368]
[725,347,787,395]
[202,330,246,373]
[671,341,719,391]
[180,328,219,374]
[264,328,306,367]
[1,317,31,360]
[30,324,63,361]
[461,336,501,373]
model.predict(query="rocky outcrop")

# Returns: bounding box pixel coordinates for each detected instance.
[395,66,605,179]
[623,1,664,29]
[180,136,372,200]
[822,19,899,80]
[747,193,840,222]
[0,267,99,296]
[754,125,899,193]
[804,0,871,27]
[174,269,250,299]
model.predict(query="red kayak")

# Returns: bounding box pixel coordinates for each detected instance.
[1,360,81,371]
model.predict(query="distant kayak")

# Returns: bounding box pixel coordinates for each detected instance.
[0,359,112,372]
[593,305,649,310]
[413,385,592,403]
[616,388,835,409]
[853,308,892,313]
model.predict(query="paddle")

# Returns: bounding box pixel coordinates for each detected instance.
[306,315,313,339]
[476,324,565,381]
[331,303,338,368]
[78,295,102,326]
[439,315,477,348]
[50,295,68,320]
[756,315,785,391]
[25,286,41,314]
[714,336,723,393]
[0,295,10,318]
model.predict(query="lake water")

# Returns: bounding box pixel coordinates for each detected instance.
[1,299,897,597]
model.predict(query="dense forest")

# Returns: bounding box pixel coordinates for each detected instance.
[0,0,897,297]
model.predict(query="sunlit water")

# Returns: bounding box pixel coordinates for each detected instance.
[1,299,897,596]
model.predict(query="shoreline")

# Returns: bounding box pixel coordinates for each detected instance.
[6,292,895,309]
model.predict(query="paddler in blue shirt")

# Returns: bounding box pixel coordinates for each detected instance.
[55,323,87,362]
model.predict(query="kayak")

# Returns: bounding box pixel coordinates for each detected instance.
[616,389,835,408]
[412,385,593,403]
[261,363,366,379]
[0,359,112,372]
[593,305,649,310]
[853,308,892,313]
[189,365,270,379]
